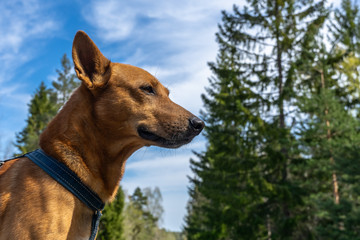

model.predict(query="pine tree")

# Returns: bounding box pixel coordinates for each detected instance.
[331,0,360,108]
[185,1,328,239]
[52,54,79,106]
[15,54,79,154]
[294,0,360,238]
[123,187,165,240]
[143,186,164,226]
[296,55,360,238]
[98,186,125,240]
[15,82,58,154]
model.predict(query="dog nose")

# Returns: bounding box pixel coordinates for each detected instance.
[189,117,205,132]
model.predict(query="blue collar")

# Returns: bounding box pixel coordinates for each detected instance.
[25,149,105,240]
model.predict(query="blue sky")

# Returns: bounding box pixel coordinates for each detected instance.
[0,0,239,231]
[0,0,343,232]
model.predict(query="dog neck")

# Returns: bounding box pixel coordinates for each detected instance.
[39,85,143,202]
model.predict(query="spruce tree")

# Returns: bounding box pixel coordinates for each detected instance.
[15,54,79,154]
[185,1,328,239]
[331,0,360,108]
[52,54,79,106]
[15,82,58,154]
[98,186,125,240]
[143,186,164,226]
[296,48,360,238]
[294,0,360,237]
[123,187,165,240]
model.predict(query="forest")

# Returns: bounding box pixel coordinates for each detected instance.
[10,0,360,239]
[186,0,360,239]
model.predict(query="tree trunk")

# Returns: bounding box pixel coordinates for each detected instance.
[320,69,340,205]
[267,214,272,240]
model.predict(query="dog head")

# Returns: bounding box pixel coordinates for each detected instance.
[72,31,204,149]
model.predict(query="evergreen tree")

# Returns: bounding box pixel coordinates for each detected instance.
[296,56,360,238]
[332,0,360,53]
[185,1,328,239]
[294,0,360,238]
[301,92,360,238]
[98,186,125,240]
[15,82,57,154]
[15,54,79,154]
[331,0,360,109]
[143,186,164,225]
[123,187,165,240]
[52,54,79,106]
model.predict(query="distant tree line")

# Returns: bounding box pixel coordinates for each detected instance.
[98,186,182,240]
[185,0,360,239]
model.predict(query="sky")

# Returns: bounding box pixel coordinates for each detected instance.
[0,0,342,232]
[0,0,239,231]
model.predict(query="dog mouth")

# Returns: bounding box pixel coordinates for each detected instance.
[137,126,193,148]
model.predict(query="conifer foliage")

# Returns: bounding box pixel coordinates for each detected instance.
[52,54,79,106]
[15,54,79,154]
[15,82,58,154]
[185,0,360,239]
[98,186,126,240]
[123,187,165,240]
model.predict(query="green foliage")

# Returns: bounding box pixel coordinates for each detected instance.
[185,0,360,239]
[297,87,360,238]
[295,1,360,238]
[15,82,58,154]
[123,187,165,240]
[98,186,125,240]
[15,54,79,154]
[185,1,328,239]
[119,186,183,240]
[332,0,360,108]
[143,186,164,224]
[52,54,79,106]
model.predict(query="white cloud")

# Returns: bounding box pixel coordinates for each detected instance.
[84,0,237,42]
[83,1,136,41]
[0,0,58,90]
[0,0,57,53]
[83,0,239,231]
[0,85,31,110]
[83,0,242,117]
[0,0,58,157]
[0,0,345,232]
[0,0,58,83]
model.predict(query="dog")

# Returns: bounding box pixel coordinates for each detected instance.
[0,31,204,240]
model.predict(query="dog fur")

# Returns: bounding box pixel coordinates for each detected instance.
[0,31,204,240]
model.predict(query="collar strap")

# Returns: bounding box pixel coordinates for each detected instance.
[25,149,105,240]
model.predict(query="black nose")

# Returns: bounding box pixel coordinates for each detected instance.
[189,117,205,132]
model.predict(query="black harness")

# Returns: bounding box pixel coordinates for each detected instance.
[1,149,105,240]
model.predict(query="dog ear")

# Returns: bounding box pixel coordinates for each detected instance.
[72,31,111,89]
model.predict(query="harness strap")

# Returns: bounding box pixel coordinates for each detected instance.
[25,149,105,240]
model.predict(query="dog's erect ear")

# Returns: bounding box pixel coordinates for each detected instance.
[72,31,111,89]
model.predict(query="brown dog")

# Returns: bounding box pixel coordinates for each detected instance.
[0,31,204,240]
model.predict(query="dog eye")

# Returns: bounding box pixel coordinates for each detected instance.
[140,85,156,95]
